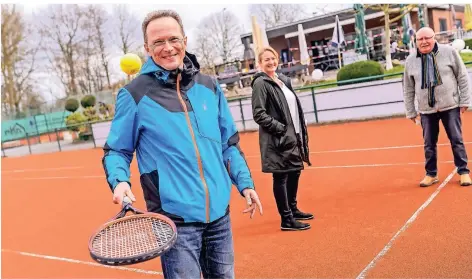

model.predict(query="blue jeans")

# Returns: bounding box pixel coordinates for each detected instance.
[160,213,235,279]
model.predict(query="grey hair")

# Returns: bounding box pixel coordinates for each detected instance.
[142,10,185,43]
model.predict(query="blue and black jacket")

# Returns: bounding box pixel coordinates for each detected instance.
[102,52,254,224]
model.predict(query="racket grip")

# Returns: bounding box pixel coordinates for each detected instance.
[123,196,132,206]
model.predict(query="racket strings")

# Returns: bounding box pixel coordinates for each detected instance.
[91,216,174,259]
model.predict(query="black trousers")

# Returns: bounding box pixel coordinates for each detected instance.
[420,107,469,176]
[272,171,301,220]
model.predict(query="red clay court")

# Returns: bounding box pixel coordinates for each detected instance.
[2,113,472,278]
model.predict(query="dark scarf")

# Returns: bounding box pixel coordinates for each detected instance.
[416,43,442,107]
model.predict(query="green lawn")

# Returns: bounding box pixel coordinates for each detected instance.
[384,65,404,80]
[300,79,338,91]
[460,52,472,67]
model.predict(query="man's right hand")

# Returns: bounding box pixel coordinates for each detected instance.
[410,115,419,125]
[112,182,136,206]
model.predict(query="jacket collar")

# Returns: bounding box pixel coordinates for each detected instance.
[251,71,291,89]
[140,51,200,86]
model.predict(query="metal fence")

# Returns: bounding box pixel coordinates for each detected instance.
[2,61,471,158]
[227,60,472,131]
[1,120,109,158]
[227,71,407,131]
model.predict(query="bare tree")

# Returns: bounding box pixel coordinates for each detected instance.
[312,4,332,16]
[25,92,45,114]
[1,4,22,115]
[1,4,41,115]
[249,4,308,28]
[76,4,113,94]
[88,4,111,90]
[39,4,86,96]
[77,23,95,95]
[111,4,141,55]
[365,4,416,70]
[192,30,217,74]
[196,9,243,64]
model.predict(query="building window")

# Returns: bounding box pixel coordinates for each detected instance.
[439,18,447,32]
[455,19,462,29]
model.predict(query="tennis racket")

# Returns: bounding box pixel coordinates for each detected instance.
[88,196,177,266]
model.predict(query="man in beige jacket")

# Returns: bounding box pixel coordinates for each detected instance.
[403,27,471,187]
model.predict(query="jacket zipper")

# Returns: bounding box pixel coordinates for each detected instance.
[271,77,306,161]
[175,74,210,223]
[268,77,293,127]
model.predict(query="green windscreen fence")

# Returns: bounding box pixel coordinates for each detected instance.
[2,111,71,142]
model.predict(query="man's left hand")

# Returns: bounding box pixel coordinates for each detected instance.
[460,107,468,114]
[242,188,263,219]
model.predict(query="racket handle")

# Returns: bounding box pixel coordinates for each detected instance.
[123,196,133,207]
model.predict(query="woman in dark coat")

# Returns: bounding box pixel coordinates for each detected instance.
[251,46,313,231]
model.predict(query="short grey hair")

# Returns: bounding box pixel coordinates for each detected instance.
[142,10,185,43]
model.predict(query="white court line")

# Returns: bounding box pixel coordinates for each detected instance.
[2,175,105,181]
[310,141,472,154]
[244,141,472,158]
[3,142,470,174]
[2,160,469,181]
[1,249,163,276]
[305,162,424,170]
[304,160,472,170]
[251,160,470,173]
[2,166,84,173]
[355,167,458,279]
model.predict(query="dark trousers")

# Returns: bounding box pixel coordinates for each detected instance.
[272,171,301,220]
[420,107,470,176]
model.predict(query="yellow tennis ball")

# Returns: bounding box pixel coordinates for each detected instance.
[120,53,142,75]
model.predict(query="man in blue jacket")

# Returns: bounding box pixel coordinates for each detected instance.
[102,10,262,279]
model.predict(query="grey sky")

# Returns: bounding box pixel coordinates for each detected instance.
[17,2,349,104]
[22,3,349,37]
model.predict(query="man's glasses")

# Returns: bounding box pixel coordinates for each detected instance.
[416,35,435,42]
[149,37,185,50]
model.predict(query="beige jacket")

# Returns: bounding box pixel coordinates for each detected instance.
[403,43,471,118]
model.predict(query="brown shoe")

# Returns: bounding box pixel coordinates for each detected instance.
[460,174,471,186]
[420,175,439,187]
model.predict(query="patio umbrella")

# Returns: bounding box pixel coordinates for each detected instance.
[251,16,263,67]
[260,23,269,47]
[331,15,345,68]
[297,24,311,66]
[450,4,457,30]
[418,4,427,28]
[400,4,414,49]
[353,4,369,56]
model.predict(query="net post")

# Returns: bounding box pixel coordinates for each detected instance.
[25,133,32,154]
[55,129,62,152]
